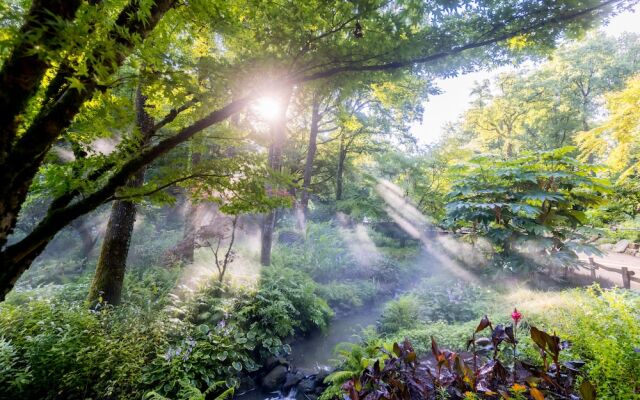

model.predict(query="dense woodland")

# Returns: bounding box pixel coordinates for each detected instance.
[0,0,639,399]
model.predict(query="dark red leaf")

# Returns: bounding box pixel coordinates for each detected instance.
[476,315,492,333]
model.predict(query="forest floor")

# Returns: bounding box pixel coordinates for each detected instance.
[576,251,640,290]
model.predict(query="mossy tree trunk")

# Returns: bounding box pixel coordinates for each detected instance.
[88,86,153,305]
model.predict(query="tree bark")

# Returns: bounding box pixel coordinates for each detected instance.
[300,93,321,216]
[180,200,197,264]
[88,86,153,305]
[0,0,83,164]
[260,87,293,266]
[0,0,176,256]
[88,199,138,305]
[336,136,346,201]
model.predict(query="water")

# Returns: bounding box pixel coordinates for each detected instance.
[289,301,386,370]
[236,387,297,400]
[235,301,387,399]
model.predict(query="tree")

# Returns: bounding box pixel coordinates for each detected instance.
[0,0,630,299]
[259,86,293,266]
[577,74,640,222]
[455,33,640,157]
[202,215,239,284]
[445,147,609,273]
[88,85,155,305]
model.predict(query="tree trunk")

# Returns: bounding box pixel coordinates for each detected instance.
[300,93,321,216]
[0,0,83,164]
[88,86,153,305]
[260,87,293,266]
[175,149,203,263]
[179,199,198,264]
[88,199,138,305]
[336,136,346,201]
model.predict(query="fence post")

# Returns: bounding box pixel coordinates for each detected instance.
[621,267,631,289]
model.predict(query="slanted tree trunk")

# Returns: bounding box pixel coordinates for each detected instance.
[260,87,293,266]
[300,94,321,217]
[0,1,176,301]
[88,86,154,305]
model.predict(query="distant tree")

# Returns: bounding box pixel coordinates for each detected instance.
[456,33,640,157]
[577,74,640,221]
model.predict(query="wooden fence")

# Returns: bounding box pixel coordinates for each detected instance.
[587,257,640,289]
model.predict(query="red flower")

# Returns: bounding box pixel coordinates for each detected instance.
[511,308,522,325]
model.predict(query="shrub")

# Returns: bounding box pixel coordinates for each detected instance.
[547,287,640,399]
[272,222,355,281]
[379,295,420,334]
[387,320,479,354]
[325,315,595,400]
[141,323,258,399]
[239,266,333,338]
[317,280,377,310]
[412,276,495,323]
[186,266,333,357]
[0,299,167,400]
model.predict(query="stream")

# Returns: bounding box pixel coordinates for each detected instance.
[235,300,387,399]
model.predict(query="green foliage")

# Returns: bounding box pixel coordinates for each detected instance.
[186,266,333,352]
[317,280,377,310]
[321,338,392,400]
[141,323,257,399]
[272,221,355,281]
[548,287,640,399]
[243,266,333,338]
[445,147,608,272]
[0,264,333,400]
[0,299,168,400]
[412,277,495,324]
[380,276,495,337]
[145,267,333,398]
[379,295,420,334]
[0,337,31,395]
[388,320,480,354]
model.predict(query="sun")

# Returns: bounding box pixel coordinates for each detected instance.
[253,96,282,121]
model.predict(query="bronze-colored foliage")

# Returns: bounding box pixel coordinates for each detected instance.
[341,316,595,399]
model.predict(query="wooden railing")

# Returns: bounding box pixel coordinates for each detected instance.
[587,257,640,289]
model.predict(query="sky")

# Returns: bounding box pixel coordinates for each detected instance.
[410,6,640,145]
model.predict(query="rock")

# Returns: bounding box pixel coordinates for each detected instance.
[599,243,614,251]
[296,392,317,400]
[613,239,631,253]
[297,377,317,393]
[264,356,289,371]
[283,371,304,390]
[314,369,330,385]
[238,376,256,392]
[262,365,288,391]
